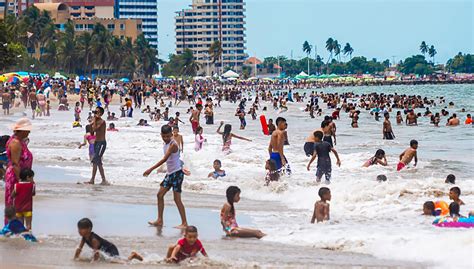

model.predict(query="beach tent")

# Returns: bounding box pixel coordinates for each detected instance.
[328,74,339,79]
[318,74,329,79]
[52,72,67,79]
[222,70,239,78]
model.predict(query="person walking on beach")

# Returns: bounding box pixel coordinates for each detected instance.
[143,125,188,229]
[2,89,11,115]
[4,118,33,224]
[86,107,109,185]
[268,117,288,171]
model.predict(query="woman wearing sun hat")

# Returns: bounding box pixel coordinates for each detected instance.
[4,118,33,224]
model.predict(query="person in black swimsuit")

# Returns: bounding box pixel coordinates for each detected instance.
[74,218,143,262]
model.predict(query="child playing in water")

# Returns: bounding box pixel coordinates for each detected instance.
[397,140,418,171]
[264,159,280,185]
[208,159,226,179]
[11,168,35,231]
[78,124,96,162]
[166,226,208,263]
[220,186,265,239]
[363,149,388,167]
[194,126,206,152]
[74,218,143,262]
[445,174,456,184]
[423,201,449,216]
[0,207,37,242]
[306,131,341,184]
[449,187,465,205]
[107,123,118,132]
[311,187,331,223]
[143,125,188,228]
[216,121,252,153]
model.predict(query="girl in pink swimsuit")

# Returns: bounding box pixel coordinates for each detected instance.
[216,122,251,153]
[79,124,96,161]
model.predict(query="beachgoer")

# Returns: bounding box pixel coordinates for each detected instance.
[449,187,465,206]
[311,187,331,223]
[86,107,109,185]
[397,140,418,171]
[166,226,208,263]
[107,123,118,132]
[172,126,184,153]
[74,218,143,262]
[4,118,33,224]
[220,186,265,239]
[363,149,388,167]
[447,113,460,126]
[79,124,96,162]
[11,168,35,230]
[383,113,395,139]
[143,125,188,228]
[307,131,341,184]
[217,122,251,153]
[0,207,37,242]
[445,174,456,184]
[264,159,280,185]
[268,117,288,171]
[465,114,472,125]
[2,89,11,115]
[208,159,226,179]
[194,126,206,152]
[190,104,203,134]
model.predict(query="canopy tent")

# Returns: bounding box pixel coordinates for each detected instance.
[295,71,309,80]
[52,72,67,79]
[222,70,239,78]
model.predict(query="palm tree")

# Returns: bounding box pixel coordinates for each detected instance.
[76,32,93,76]
[428,45,437,64]
[181,49,201,76]
[134,34,158,78]
[57,21,76,73]
[91,23,112,76]
[302,40,312,74]
[343,43,354,61]
[333,40,341,62]
[419,41,428,57]
[325,38,334,64]
[209,40,222,75]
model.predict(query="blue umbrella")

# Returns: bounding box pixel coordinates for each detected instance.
[120,78,130,82]
[79,76,86,81]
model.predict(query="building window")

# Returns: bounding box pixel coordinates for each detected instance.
[107,24,115,31]
[137,24,142,30]
[120,24,125,30]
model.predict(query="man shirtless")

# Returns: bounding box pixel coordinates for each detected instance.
[189,104,202,134]
[383,113,395,140]
[447,113,460,126]
[28,89,37,119]
[268,117,287,171]
[86,107,109,185]
[397,140,418,171]
[406,110,417,126]
[2,89,11,115]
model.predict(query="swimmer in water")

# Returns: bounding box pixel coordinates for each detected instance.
[383,113,395,140]
[217,121,251,153]
[363,149,388,167]
[268,117,288,171]
[397,140,418,171]
[307,131,341,184]
[449,187,465,206]
[311,187,331,223]
[208,159,226,179]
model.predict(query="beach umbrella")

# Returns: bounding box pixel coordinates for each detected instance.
[120,78,130,82]
[79,75,87,81]
[222,70,239,78]
[0,75,7,82]
[8,76,20,84]
[52,72,67,79]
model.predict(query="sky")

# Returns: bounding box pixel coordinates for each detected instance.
[158,0,473,64]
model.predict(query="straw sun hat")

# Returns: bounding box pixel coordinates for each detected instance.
[10,118,33,131]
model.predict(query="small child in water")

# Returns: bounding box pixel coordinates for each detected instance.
[449,187,464,205]
[194,126,206,151]
[208,159,226,179]
[264,159,280,185]
[11,168,35,230]
[0,207,37,242]
[166,225,208,263]
[74,218,143,262]
[363,149,388,167]
[445,174,456,184]
[107,123,118,132]
[311,187,331,223]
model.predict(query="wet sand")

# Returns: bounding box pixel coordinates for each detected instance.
[0,166,424,268]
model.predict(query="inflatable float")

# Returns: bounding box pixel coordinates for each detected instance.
[433,216,474,228]
[260,115,269,135]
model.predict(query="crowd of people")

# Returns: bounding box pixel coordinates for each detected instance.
[1,75,472,264]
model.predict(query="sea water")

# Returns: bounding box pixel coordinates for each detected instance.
[1,84,472,267]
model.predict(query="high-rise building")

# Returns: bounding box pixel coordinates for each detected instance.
[114,0,158,49]
[1,0,33,18]
[175,0,246,75]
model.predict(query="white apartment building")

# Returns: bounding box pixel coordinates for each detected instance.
[175,0,246,75]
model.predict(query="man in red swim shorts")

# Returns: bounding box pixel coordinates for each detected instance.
[189,104,203,134]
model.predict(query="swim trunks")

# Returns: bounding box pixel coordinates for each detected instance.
[92,141,107,165]
[323,136,334,148]
[383,132,394,140]
[270,152,283,171]
[397,162,406,171]
[2,102,10,110]
[304,142,315,157]
[316,165,332,182]
[161,169,184,193]
[191,120,199,134]
[16,211,32,218]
